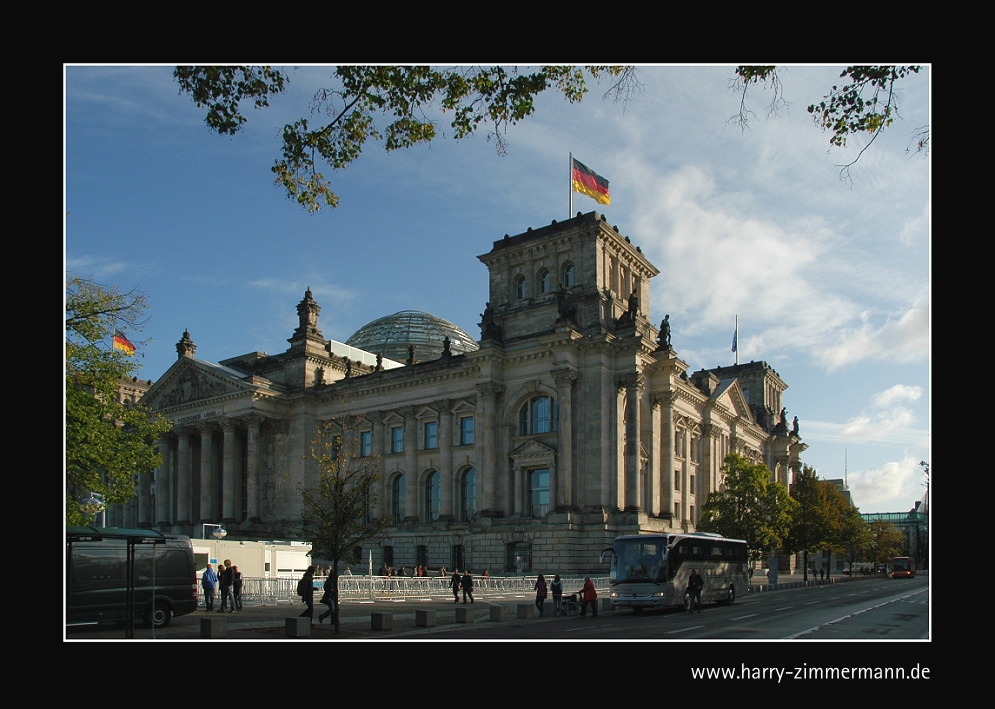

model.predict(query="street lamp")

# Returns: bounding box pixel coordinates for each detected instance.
[81,492,106,527]
[201,523,227,540]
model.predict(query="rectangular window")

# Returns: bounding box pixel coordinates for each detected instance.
[460,416,474,446]
[689,473,695,493]
[360,431,372,457]
[424,421,437,450]
[690,505,696,523]
[391,426,403,454]
[529,469,550,517]
[675,474,680,491]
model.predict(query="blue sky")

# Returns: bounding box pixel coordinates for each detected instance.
[65,65,930,514]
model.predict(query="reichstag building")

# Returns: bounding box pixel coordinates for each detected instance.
[117,211,807,575]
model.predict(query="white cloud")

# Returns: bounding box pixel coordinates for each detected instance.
[847,455,924,511]
[871,384,924,409]
[815,291,929,371]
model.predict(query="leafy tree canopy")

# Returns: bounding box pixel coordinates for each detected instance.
[699,453,796,563]
[868,519,905,564]
[175,65,636,213]
[65,277,171,525]
[298,419,392,632]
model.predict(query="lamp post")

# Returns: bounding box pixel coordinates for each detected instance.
[201,523,228,540]
[81,492,106,527]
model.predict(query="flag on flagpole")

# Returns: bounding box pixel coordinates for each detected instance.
[731,329,738,353]
[113,329,136,356]
[571,158,610,205]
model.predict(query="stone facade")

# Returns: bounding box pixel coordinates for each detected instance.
[121,211,806,575]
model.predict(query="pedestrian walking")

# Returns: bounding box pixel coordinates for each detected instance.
[318,577,334,624]
[298,565,315,623]
[534,574,548,617]
[461,570,475,604]
[450,569,462,603]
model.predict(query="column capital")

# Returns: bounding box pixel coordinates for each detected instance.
[551,367,579,388]
[475,382,504,399]
[617,371,644,393]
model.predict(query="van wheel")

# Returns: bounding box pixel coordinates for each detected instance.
[145,603,172,629]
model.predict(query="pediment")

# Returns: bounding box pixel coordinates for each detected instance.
[143,358,253,411]
[509,438,557,460]
[713,378,754,423]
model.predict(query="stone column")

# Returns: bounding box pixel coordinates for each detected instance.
[649,396,663,517]
[197,423,215,523]
[620,372,644,512]
[371,412,385,515]
[661,394,676,522]
[221,419,238,524]
[512,464,523,516]
[175,428,192,525]
[475,383,502,515]
[156,436,172,529]
[244,415,263,524]
[552,368,578,510]
[439,402,454,519]
[403,407,418,521]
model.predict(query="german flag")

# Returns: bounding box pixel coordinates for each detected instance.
[571,158,610,205]
[113,329,136,356]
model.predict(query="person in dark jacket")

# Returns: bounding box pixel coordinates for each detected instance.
[298,566,316,622]
[687,568,704,613]
[461,570,474,604]
[450,570,462,603]
[232,565,244,611]
[218,562,236,613]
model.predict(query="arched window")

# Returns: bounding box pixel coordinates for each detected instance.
[424,471,440,522]
[515,275,526,299]
[392,474,406,521]
[507,542,532,573]
[520,396,557,435]
[562,262,576,288]
[460,468,476,522]
[529,468,550,517]
[537,268,551,294]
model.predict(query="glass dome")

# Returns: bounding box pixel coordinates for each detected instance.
[345,310,479,363]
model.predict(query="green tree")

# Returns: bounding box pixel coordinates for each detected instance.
[784,465,834,582]
[297,419,392,633]
[66,276,171,525]
[699,454,796,564]
[837,504,872,574]
[868,519,905,564]
[731,65,926,181]
[175,65,636,213]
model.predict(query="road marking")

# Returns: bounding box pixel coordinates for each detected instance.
[732,613,758,620]
[784,587,929,639]
[668,625,705,634]
[774,606,793,611]
[564,624,612,632]
[804,601,819,605]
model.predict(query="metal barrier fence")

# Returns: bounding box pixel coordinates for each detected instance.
[238,575,609,604]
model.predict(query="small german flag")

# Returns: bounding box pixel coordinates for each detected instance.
[571,158,610,205]
[113,329,136,356]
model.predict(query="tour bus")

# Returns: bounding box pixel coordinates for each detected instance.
[890,556,917,579]
[601,532,749,612]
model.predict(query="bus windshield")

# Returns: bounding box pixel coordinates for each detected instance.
[892,558,910,571]
[613,537,667,584]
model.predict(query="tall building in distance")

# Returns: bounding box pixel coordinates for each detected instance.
[114,211,806,574]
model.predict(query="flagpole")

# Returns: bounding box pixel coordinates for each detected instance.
[568,152,573,218]
[734,315,739,365]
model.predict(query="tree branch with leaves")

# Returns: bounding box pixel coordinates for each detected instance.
[65,276,171,525]
[175,65,635,213]
[297,418,392,632]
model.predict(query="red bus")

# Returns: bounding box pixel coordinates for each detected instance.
[890,556,916,578]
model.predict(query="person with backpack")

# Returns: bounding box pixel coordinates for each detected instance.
[549,574,564,617]
[298,566,315,622]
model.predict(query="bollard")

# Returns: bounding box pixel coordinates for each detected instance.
[371,611,393,630]
[455,607,475,623]
[285,617,310,637]
[517,603,535,619]
[415,609,436,627]
[201,616,227,638]
[489,604,508,622]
